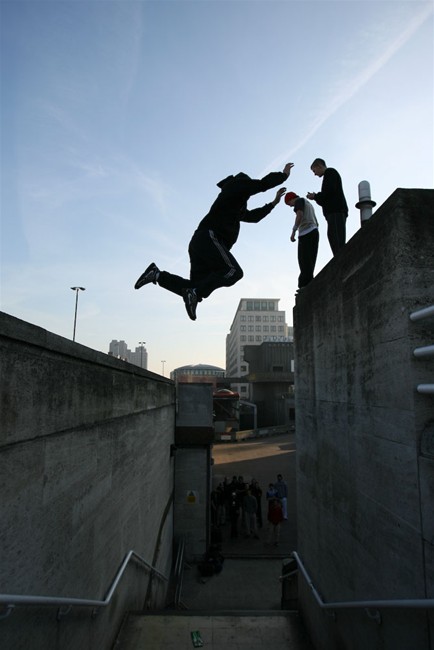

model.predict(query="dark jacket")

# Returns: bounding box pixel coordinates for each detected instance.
[314,167,348,217]
[196,171,287,249]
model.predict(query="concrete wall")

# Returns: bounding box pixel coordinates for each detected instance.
[0,312,176,650]
[174,383,214,561]
[294,189,434,650]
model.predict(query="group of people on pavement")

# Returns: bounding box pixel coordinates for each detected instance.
[211,473,289,548]
[134,158,348,319]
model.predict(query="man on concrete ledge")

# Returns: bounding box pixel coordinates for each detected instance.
[307,158,348,256]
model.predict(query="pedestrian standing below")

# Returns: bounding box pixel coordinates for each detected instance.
[307,158,348,256]
[210,488,218,527]
[275,474,288,520]
[266,482,278,502]
[266,498,284,547]
[243,489,260,539]
[236,480,249,536]
[216,482,226,526]
[135,162,294,320]
[250,478,263,528]
[229,491,240,539]
[285,191,319,290]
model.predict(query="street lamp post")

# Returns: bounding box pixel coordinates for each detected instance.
[161,360,166,376]
[71,287,85,342]
[139,342,146,368]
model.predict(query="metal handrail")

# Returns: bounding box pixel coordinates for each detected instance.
[173,537,186,608]
[292,551,434,611]
[414,345,434,358]
[0,550,168,619]
[417,384,434,394]
[409,305,434,322]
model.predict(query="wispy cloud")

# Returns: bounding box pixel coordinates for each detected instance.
[264,3,433,172]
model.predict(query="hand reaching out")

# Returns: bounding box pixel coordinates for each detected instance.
[272,187,287,206]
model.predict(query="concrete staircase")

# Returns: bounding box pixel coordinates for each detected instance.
[113,557,314,649]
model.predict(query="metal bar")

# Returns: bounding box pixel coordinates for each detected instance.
[410,305,434,322]
[292,552,434,610]
[417,384,434,395]
[0,550,168,612]
[414,345,434,358]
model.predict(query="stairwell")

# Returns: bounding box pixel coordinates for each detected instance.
[113,553,314,650]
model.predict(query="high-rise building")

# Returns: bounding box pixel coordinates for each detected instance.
[226,298,292,399]
[108,340,148,369]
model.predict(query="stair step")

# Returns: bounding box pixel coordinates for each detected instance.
[115,612,314,650]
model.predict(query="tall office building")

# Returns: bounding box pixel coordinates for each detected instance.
[226,298,292,399]
[108,340,148,369]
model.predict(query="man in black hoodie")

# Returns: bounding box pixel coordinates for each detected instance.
[134,162,293,320]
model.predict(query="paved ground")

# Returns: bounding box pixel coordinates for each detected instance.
[211,431,297,558]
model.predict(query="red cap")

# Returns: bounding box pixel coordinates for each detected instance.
[284,191,298,204]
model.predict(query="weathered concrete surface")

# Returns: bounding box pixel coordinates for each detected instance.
[294,189,434,650]
[115,612,314,650]
[0,312,176,650]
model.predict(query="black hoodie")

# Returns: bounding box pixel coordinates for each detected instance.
[195,171,287,249]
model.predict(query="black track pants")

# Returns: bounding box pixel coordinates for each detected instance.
[157,229,243,300]
[298,228,319,288]
[325,212,346,256]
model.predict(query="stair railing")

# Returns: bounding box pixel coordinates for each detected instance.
[292,551,434,623]
[0,550,168,621]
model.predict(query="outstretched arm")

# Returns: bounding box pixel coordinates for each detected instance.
[241,187,287,224]
[249,162,295,196]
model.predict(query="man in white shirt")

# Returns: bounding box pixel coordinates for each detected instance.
[285,191,319,291]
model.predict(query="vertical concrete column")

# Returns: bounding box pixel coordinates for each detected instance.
[173,383,214,561]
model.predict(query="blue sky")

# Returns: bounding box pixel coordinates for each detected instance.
[1,0,433,375]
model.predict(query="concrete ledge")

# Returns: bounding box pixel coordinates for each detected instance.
[215,424,293,443]
[0,310,170,382]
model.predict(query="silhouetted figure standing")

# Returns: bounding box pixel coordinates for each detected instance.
[307,158,347,256]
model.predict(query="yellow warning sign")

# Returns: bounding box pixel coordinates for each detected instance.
[187,491,198,503]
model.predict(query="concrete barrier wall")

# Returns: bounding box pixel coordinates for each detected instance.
[0,313,176,650]
[294,189,434,650]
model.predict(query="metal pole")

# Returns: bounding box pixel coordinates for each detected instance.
[71,287,85,342]
[139,342,146,368]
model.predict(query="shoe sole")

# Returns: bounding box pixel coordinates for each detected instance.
[134,264,157,289]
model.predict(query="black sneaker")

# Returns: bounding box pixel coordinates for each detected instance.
[134,263,159,289]
[182,288,198,321]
